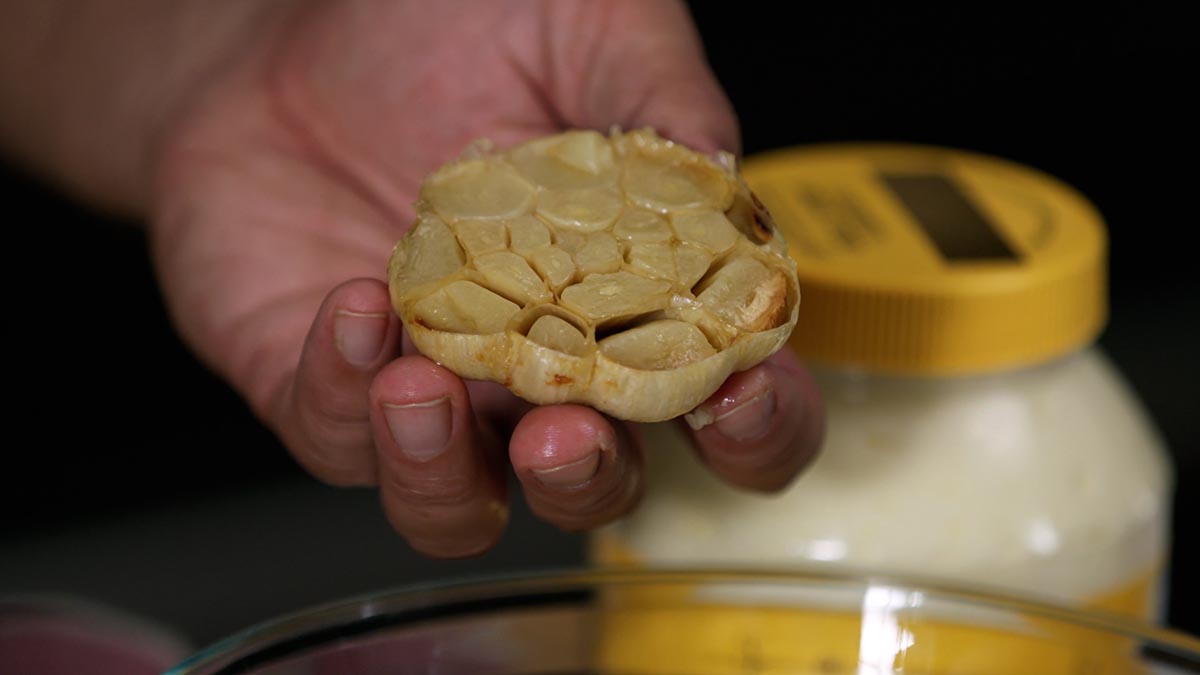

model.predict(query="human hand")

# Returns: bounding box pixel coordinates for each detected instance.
[150,0,824,557]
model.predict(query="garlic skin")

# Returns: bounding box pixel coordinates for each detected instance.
[388,128,799,422]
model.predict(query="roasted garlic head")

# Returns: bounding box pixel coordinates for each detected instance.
[387,129,798,422]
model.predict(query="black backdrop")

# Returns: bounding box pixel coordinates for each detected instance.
[3,2,1197,636]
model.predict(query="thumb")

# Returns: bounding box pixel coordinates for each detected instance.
[579,1,740,155]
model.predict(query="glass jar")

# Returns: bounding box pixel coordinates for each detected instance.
[592,143,1173,621]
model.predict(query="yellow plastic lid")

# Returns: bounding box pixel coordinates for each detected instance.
[742,143,1108,375]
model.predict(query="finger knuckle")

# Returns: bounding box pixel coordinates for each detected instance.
[389,473,478,507]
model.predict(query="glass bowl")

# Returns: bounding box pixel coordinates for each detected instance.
[166,569,1200,674]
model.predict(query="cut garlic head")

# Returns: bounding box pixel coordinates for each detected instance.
[387,128,799,422]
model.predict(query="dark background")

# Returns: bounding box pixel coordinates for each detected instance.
[2,2,1196,650]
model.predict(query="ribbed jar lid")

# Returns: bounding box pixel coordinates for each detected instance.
[742,143,1107,375]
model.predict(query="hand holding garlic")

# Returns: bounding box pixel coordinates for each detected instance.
[1,0,825,557]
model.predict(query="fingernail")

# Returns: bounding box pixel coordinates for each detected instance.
[384,396,451,461]
[714,389,776,441]
[533,452,600,489]
[335,310,389,367]
[686,387,777,442]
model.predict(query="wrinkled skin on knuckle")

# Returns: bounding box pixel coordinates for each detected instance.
[387,470,480,508]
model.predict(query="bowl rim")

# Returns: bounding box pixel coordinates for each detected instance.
[166,567,1200,674]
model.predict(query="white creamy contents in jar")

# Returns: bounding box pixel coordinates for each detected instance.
[606,348,1169,609]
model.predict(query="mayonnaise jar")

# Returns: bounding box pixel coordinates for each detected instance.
[592,144,1173,620]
